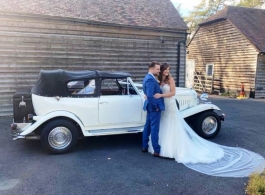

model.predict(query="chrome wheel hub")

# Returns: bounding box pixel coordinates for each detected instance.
[202,116,218,135]
[48,127,72,149]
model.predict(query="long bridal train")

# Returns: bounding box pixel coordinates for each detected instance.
[148,84,265,177]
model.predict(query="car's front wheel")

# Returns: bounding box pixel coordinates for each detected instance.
[41,119,78,154]
[194,111,221,139]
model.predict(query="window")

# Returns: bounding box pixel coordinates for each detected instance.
[206,64,214,76]
[99,78,138,96]
[101,79,119,90]
[118,79,138,95]
[100,79,120,95]
[67,79,96,95]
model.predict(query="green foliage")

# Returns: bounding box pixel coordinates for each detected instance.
[238,0,264,8]
[220,92,236,98]
[184,0,235,43]
[183,0,264,43]
[246,171,265,195]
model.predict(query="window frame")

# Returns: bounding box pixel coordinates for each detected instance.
[206,64,214,77]
[66,78,97,97]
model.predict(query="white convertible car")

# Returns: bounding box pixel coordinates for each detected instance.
[11,69,225,154]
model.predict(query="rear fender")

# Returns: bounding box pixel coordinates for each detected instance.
[20,111,85,136]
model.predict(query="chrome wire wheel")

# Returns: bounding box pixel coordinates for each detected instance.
[48,127,72,150]
[202,116,218,135]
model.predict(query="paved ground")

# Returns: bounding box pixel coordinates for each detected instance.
[0,96,265,195]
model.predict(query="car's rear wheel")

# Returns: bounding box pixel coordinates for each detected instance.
[41,119,78,154]
[194,111,221,139]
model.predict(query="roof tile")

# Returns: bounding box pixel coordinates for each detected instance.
[0,0,188,30]
[200,6,265,52]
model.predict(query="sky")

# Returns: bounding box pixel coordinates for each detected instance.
[170,0,202,16]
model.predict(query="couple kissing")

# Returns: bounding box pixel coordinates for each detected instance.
[140,61,265,178]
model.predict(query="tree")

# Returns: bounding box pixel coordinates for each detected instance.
[184,0,264,43]
[184,0,208,35]
[184,0,236,42]
[173,3,184,17]
[237,0,265,8]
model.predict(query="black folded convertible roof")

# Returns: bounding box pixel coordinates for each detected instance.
[31,69,131,97]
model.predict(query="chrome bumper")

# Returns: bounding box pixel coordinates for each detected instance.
[11,123,26,140]
[219,113,225,121]
[11,123,40,140]
[214,110,225,121]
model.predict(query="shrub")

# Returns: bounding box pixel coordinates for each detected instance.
[246,171,265,195]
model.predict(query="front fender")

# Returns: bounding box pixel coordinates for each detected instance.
[20,111,85,136]
[181,103,221,118]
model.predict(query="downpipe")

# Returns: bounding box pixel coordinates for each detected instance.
[176,40,186,87]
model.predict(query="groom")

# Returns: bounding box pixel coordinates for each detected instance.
[142,61,165,157]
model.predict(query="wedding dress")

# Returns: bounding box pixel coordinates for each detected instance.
[148,84,265,177]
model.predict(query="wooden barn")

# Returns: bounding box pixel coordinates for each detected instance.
[186,6,265,98]
[0,0,188,116]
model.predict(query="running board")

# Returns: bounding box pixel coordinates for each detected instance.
[87,126,144,136]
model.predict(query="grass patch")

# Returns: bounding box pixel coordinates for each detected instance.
[246,171,265,195]
[220,92,237,98]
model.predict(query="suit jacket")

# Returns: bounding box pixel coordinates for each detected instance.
[143,73,165,112]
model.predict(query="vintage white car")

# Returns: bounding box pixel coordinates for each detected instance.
[11,70,225,154]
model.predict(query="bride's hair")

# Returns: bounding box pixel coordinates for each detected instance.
[158,63,171,83]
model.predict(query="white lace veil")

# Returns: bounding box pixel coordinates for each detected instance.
[176,109,265,177]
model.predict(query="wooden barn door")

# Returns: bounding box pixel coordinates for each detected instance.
[185,59,195,88]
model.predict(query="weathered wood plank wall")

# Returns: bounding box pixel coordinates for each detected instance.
[0,14,186,116]
[255,55,265,98]
[187,20,259,96]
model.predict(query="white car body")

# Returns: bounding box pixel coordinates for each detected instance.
[16,80,220,137]
[11,70,224,154]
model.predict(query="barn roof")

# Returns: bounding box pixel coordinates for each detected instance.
[200,6,265,52]
[0,0,188,30]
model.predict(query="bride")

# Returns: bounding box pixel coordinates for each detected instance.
[148,63,265,177]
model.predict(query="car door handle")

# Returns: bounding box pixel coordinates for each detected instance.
[99,101,108,104]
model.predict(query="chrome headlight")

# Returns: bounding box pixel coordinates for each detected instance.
[200,93,209,101]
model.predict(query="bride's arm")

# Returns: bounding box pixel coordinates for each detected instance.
[155,77,176,98]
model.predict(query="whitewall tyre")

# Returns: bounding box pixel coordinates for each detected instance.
[41,119,78,154]
[195,111,221,139]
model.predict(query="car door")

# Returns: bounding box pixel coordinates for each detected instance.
[98,78,142,124]
[65,79,99,127]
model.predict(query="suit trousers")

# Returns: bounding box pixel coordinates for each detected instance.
[142,110,161,153]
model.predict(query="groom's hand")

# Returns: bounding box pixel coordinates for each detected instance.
[154,93,162,99]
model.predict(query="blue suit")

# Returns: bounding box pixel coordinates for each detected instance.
[142,73,165,153]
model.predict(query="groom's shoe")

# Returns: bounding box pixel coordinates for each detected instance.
[153,152,160,157]
[142,148,148,153]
